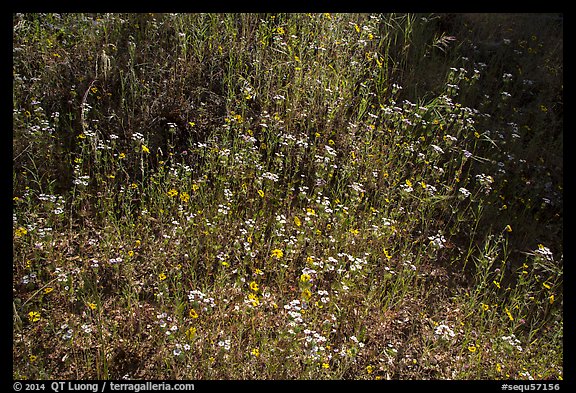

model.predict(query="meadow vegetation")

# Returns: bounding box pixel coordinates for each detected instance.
[12,13,563,380]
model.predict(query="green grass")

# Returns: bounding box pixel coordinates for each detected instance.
[13,13,562,380]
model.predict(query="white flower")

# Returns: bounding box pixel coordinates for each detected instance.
[501,335,523,352]
[458,187,471,198]
[62,329,74,340]
[324,145,337,157]
[534,245,554,262]
[428,233,446,249]
[400,183,413,193]
[348,182,365,193]
[217,339,231,351]
[131,132,145,143]
[434,324,455,339]
[431,144,444,154]
[476,173,494,187]
[262,171,279,182]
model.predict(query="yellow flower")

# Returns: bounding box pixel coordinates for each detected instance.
[468,345,477,353]
[257,189,265,198]
[189,309,199,318]
[29,355,38,363]
[505,225,512,233]
[306,208,316,216]
[366,365,373,374]
[496,363,502,373]
[186,327,197,340]
[294,216,302,227]
[141,144,150,154]
[271,249,284,259]
[493,280,501,289]
[549,294,555,304]
[322,362,330,369]
[179,191,190,203]
[300,273,311,283]
[248,293,260,306]
[167,189,178,197]
[301,288,312,300]
[383,248,392,260]
[481,303,490,311]
[87,302,97,310]
[250,348,260,357]
[43,287,54,294]
[158,272,167,281]
[28,311,40,323]
[249,281,259,292]
[504,307,514,321]
[14,227,28,238]
[118,152,126,159]
[127,250,134,257]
